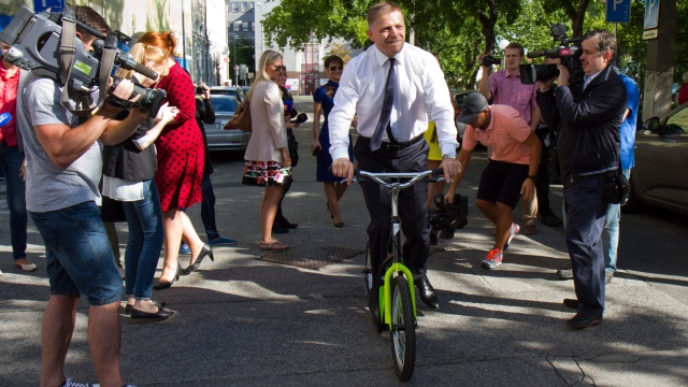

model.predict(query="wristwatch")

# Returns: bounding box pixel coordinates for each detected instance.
[442,153,456,159]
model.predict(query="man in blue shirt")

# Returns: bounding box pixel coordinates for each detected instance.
[602,74,639,283]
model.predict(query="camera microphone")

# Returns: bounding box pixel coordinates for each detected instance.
[0,112,12,127]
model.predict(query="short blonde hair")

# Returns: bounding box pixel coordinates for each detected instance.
[366,1,402,26]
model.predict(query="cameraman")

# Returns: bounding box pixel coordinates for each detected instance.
[536,30,627,330]
[478,43,552,236]
[15,6,148,386]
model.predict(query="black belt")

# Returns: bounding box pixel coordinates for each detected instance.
[359,134,424,151]
[562,172,605,189]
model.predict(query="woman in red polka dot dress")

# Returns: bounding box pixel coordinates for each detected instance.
[136,32,212,289]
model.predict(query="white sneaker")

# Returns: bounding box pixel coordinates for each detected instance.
[62,378,93,387]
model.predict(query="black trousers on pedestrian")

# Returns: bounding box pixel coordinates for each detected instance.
[563,175,607,317]
[354,137,430,286]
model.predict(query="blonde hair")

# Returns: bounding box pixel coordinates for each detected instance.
[246,50,282,99]
[115,43,166,80]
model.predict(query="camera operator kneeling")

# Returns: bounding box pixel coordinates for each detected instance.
[14,6,151,386]
[535,30,627,330]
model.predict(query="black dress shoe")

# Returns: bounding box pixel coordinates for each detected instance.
[563,298,579,310]
[153,264,181,290]
[566,312,602,329]
[130,306,174,321]
[181,244,215,275]
[272,225,289,234]
[125,300,166,315]
[415,276,439,310]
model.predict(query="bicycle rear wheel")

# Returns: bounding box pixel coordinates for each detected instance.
[364,242,373,296]
[390,275,416,381]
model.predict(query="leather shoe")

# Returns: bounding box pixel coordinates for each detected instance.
[130,306,174,321]
[415,276,439,310]
[566,312,602,329]
[563,298,579,310]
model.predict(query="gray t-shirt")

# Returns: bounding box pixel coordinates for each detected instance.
[16,72,102,212]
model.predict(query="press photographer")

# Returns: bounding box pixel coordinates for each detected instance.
[535,29,627,330]
[9,5,152,386]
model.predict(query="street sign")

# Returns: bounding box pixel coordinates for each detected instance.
[33,0,64,13]
[644,0,660,29]
[606,0,631,23]
[642,29,658,40]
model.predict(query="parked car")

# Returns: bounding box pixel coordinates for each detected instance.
[204,92,250,152]
[209,86,244,102]
[626,102,688,215]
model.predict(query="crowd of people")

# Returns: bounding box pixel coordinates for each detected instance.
[0,1,653,385]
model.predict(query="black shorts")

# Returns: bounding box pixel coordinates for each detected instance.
[477,160,529,209]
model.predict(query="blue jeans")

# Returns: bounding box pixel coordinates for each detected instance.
[201,174,219,240]
[602,169,631,273]
[30,201,123,305]
[0,141,28,260]
[121,180,164,300]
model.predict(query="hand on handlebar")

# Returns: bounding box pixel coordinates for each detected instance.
[332,158,354,185]
[439,157,461,183]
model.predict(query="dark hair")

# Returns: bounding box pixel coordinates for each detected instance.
[504,42,524,56]
[73,6,110,39]
[583,30,617,58]
[367,1,403,26]
[324,55,343,68]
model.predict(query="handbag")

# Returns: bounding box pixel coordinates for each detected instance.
[603,168,629,205]
[224,99,251,132]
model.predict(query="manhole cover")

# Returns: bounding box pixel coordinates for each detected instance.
[259,244,364,270]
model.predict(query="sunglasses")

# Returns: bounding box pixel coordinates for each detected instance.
[274,65,286,71]
[329,66,343,71]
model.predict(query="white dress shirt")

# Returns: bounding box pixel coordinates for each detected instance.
[328,43,458,161]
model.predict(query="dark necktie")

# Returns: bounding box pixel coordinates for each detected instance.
[370,58,397,151]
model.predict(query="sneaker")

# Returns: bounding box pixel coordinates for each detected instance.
[207,236,238,246]
[503,223,520,251]
[179,242,191,255]
[481,248,503,269]
[62,378,93,387]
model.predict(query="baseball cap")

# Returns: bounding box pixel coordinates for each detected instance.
[457,92,488,125]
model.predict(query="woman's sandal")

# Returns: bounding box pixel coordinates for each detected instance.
[259,241,289,251]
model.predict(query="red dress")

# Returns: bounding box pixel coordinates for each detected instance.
[154,62,204,211]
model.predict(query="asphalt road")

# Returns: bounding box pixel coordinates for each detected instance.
[1,95,687,386]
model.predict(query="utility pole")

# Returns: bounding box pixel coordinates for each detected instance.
[643,0,676,121]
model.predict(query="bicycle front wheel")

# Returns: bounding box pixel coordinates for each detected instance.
[390,275,416,381]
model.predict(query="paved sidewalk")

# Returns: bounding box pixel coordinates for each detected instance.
[1,96,687,386]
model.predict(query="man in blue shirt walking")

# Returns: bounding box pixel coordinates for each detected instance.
[602,74,639,283]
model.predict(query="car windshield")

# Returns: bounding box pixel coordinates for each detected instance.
[210,95,239,112]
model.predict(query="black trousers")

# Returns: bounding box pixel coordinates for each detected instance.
[354,137,430,285]
[564,175,607,316]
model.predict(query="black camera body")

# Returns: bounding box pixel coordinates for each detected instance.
[428,193,468,241]
[520,23,585,99]
[0,6,164,115]
[481,55,501,67]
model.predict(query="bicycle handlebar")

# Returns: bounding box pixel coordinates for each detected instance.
[353,168,445,189]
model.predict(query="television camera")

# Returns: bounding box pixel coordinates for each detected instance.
[519,23,585,100]
[0,6,166,116]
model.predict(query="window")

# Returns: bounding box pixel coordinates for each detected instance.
[231,2,240,12]
[233,22,240,32]
[242,22,248,31]
[250,22,255,32]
